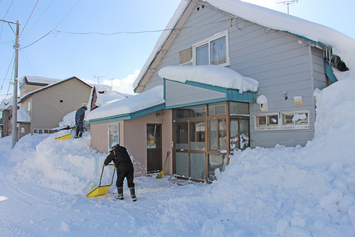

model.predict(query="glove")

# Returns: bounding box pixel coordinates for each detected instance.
[103,164,107,167]
[112,163,115,167]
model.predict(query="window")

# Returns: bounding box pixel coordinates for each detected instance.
[256,111,310,130]
[27,101,31,112]
[179,48,192,65]
[208,102,226,116]
[282,112,309,126]
[193,31,230,66]
[108,123,119,150]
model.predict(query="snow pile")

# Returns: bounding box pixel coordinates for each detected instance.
[58,111,76,128]
[11,132,106,194]
[159,65,259,93]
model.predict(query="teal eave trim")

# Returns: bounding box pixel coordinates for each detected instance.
[164,78,256,109]
[324,59,338,83]
[89,103,166,125]
[291,33,328,49]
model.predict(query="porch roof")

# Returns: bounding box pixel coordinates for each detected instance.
[87,85,165,123]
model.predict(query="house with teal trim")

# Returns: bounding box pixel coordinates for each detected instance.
[88,0,353,182]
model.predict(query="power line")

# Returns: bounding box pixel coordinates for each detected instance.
[56,19,229,36]
[20,0,40,36]
[22,0,55,40]
[0,51,15,91]
[20,0,81,49]
[3,0,15,19]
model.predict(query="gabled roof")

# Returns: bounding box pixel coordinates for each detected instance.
[19,76,92,103]
[133,0,355,93]
[19,76,62,89]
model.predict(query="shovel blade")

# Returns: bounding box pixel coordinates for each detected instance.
[87,185,110,197]
[56,133,73,140]
[156,170,165,179]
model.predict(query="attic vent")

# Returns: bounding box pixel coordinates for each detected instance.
[179,48,192,65]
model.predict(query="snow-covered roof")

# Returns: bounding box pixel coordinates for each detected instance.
[19,76,92,103]
[17,108,30,123]
[133,0,355,91]
[87,85,165,121]
[19,76,62,86]
[159,65,259,93]
[0,97,14,111]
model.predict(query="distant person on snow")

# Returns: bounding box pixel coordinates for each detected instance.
[75,105,87,138]
[104,142,137,201]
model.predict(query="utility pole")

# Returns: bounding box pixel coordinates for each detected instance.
[12,20,20,148]
[0,18,20,148]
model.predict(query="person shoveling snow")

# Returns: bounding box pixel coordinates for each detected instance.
[104,142,137,201]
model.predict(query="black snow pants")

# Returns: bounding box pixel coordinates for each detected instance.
[116,162,135,189]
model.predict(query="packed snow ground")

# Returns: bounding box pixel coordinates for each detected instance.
[1,80,355,236]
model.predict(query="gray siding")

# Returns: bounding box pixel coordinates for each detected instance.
[142,5,327,148]
[165,80,226,107]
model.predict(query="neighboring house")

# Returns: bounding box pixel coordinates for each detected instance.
[18,76,92,136]
[19,76,62,98]
[0,97,17,138]
[88,0,354,182]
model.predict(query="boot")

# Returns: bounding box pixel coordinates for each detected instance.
[75,129,79,139]
[130,187,137,202]
[115,187,124,200]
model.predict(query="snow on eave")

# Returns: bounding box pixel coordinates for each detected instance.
[19,76,92,103]
[134,0,355,90]
[133,0,190,91]
[87,85,165,121]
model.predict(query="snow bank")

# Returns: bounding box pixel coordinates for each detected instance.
[159,65,259,93]
[11,132,107,195]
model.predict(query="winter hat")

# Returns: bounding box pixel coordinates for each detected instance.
[83,105,88,110]
[111,142,119,148]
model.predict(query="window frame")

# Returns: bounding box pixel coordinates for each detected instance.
[108,123,120,151]
[192,31,230,67]
[255,110,310,130]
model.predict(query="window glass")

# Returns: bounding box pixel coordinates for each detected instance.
[257,116,266,127]
[176,152,189,177]
[229,102,249,115]
[190,122,205,151]
[147,124,161,149]
[268,115,279,126]
[208,102,226,116]
[283,114,294,125]
[33,129,38,134]
[190,153,205,180]
[209,120,218,151]
[208,154,227,181]
[239,120,249,149]
[108,123,119,150]
[230,119,239,152]
[174,105,206,119]
[175,122,188,150]
[294,113,308,125]
[219,119,227,151]
[210,36,226,65]
[196,43,209,65]
[38,129,43,134]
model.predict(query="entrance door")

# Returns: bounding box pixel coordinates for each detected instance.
[147,124,162,173]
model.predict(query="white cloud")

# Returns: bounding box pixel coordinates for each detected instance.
[102,70,139,95]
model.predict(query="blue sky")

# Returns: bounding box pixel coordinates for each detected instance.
[0,0,354,101]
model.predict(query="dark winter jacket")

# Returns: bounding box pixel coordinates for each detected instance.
[104,145,132,167]
[75,106,86,125]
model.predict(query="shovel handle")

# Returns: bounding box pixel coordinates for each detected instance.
[99,164,115,186]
